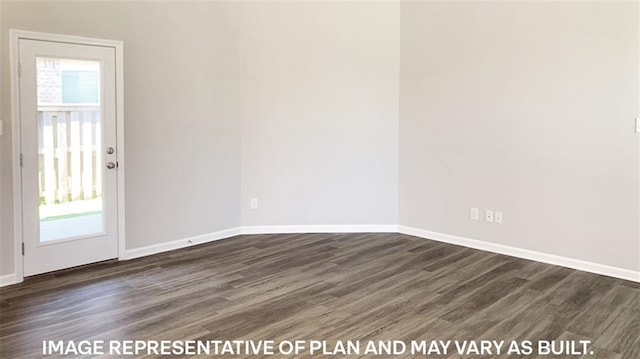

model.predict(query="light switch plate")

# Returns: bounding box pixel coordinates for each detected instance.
[636,117,640,133]
[0,120,3,136]
[470,208,479,221]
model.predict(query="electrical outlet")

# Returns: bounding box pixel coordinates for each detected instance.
[470,208,479,221]
[485,210,494,223]
[250,198,258,210]
[494,211,503,224]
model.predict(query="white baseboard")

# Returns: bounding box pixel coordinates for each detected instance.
[398,225,640,283]
[124,227,242,260]
[240,224,398,235]
[0,273,18,287]
[123,225,397,260]
[63,223,639,284]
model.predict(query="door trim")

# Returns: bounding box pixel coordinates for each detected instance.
[9,30,126,283]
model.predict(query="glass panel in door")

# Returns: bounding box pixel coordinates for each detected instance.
[36,57,104,242]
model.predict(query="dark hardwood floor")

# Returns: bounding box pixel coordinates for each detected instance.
[0,233,638,358]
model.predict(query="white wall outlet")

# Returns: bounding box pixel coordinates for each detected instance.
[485,210,494,223]
[250,198,258,210]
[494,211,503,224]
[470,207,479,221]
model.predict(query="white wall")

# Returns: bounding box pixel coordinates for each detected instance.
[399,1,639,271]
[0,1,242,275]
[236,2,399,227]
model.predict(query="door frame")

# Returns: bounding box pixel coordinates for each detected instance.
[9,30,126,283]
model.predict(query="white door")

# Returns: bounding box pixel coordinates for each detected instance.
[18,39,118,276]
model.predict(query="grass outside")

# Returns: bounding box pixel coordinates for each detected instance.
[39,198,103,221]
[40,211,102,222]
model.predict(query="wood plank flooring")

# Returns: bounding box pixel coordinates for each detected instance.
[0,233,638,358]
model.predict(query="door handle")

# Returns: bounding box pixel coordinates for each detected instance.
[106,162,117,169]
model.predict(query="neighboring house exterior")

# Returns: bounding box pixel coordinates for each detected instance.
[37,57,99,105]
[37,57,62,104]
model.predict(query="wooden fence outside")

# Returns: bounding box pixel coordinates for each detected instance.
[38,106,102,205]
